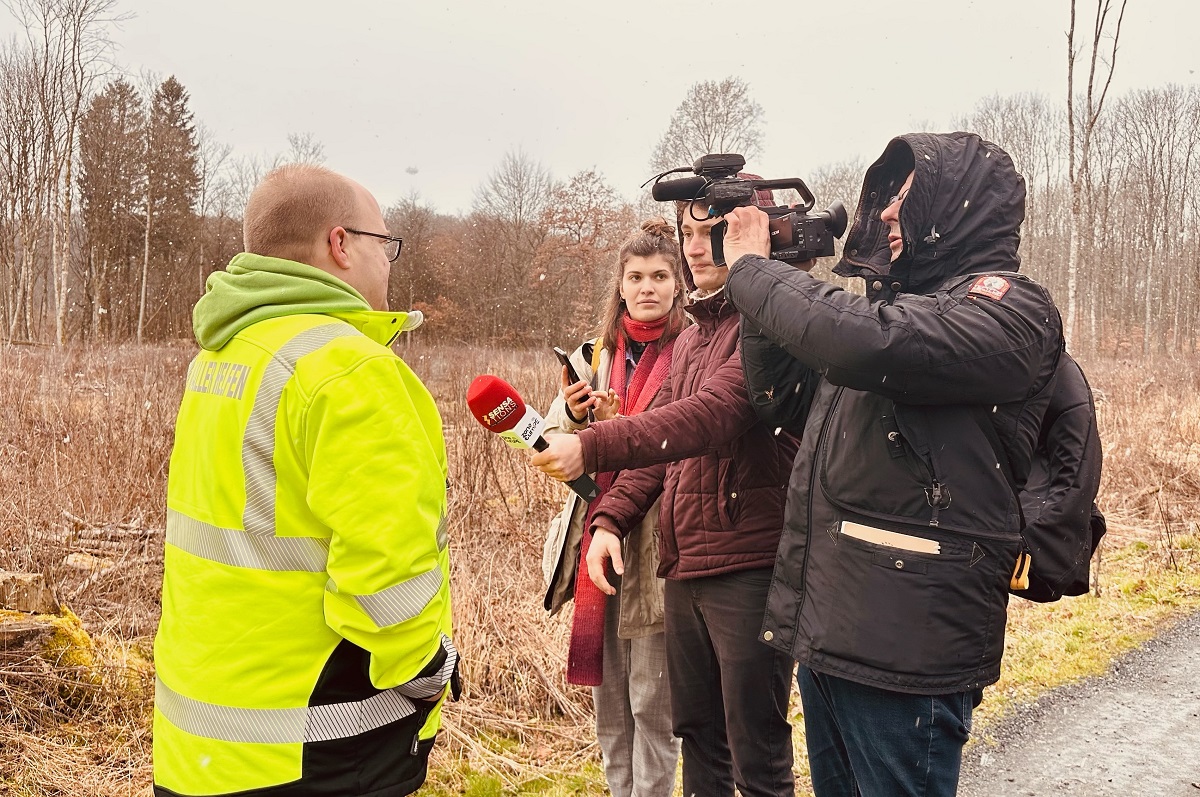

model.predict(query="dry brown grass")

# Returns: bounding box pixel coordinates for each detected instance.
[0,341,1197,796]
[1082,356,1200,548]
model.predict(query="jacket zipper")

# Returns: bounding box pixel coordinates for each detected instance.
[926,480,949,527]
[798,385,844,630]
[887,409,950,527]
[821,395,1015,543]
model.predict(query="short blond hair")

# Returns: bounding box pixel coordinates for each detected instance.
[243,164,360,263]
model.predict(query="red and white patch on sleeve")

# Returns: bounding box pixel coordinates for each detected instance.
[968,275,1011,302]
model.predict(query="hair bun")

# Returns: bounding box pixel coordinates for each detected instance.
[640,216,675,240]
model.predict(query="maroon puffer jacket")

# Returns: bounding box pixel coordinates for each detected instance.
[580,289,798,579]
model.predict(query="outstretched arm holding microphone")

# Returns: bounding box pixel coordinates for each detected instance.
[466,374,600,502]
[529,184,801,797]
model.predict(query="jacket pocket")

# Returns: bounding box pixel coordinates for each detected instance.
[542,493,581,613]
[803,518,1018,677]
[819,391,935,524]
[716,455,738,529]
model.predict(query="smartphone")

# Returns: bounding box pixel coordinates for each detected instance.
[553,347,583,384]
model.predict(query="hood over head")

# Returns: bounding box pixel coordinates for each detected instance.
[833,132,1026,301]
[674,172,775,293]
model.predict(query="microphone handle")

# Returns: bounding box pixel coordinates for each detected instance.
[532,436,601,502]
[567,473,601,503]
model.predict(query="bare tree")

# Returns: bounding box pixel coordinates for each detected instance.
[649,77,764,174]
[474,149,551,248]
[956,93,1066,294]
[471,149,552,339]
[226,134,312,217]
[285,131,325,165]
[956,93,1062,207]
[1065,0,1128,348]
[0,44,54,341]
[194,121,233,297]
[385,192,440,313]
[803,157,865,288]
[535,169,636,343]
[1113,85,1200,358]
[4,0,121,344]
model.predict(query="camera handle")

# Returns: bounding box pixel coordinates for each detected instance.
[742,178,817,212]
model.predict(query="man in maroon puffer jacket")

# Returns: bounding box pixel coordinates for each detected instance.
[532,191,800,797]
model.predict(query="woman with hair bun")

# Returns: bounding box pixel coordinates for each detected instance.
[541,217,687,797]
[533,187,800,797]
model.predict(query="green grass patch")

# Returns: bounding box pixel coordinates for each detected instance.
[420,757,605,796]
[972,540,1200,735]
[424,540,1200,796]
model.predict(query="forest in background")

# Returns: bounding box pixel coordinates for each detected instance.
[2,0,1195,357]
[5,2,1200,794]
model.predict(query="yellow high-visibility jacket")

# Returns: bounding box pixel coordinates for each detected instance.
[153,254,455,797]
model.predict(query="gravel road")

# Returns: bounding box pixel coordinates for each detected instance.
[958,608,1200,796]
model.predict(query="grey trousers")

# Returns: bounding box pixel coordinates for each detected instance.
[592,582,680,797]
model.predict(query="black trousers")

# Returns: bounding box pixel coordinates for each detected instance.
[663,568,796,797]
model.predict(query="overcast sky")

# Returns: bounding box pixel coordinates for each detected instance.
[4,0,1197,214]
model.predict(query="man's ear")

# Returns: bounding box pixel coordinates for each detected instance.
[328,227,352,271]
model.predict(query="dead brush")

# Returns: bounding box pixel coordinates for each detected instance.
[0,342,183,637]
[1071,355,1200,603]
[1082,355,1200,557]
[405,340,602,785]
[2,341,1196,795]
[0,612,154,797]
[1,338,603,793]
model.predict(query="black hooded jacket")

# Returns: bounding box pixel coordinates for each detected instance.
[724,132,1063,694]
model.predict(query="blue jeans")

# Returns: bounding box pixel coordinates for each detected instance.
[796,665,981,797]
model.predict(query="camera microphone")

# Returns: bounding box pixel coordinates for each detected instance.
[466,375,601,502]
[650,176,709,202]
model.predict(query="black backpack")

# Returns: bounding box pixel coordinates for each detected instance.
[981,353,1106,602]
[1015,353,1106,601]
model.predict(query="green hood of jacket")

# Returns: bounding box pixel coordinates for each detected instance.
[194,253,422,350]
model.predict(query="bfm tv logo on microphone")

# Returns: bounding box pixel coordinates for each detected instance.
[483,396,518,427]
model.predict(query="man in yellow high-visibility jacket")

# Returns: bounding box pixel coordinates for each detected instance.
[153,163,457,797]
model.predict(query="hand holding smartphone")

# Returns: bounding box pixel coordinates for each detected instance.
[553,347,583,385]
[554,347,593,422]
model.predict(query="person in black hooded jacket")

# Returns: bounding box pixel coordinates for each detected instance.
[718,132,1063,797]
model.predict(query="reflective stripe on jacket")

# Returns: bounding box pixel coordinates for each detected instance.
[154,310,453,797]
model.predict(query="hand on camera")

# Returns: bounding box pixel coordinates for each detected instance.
[723,206,772,266]
[586,528,624,595]
[786,203,819,272]
[530,433,585,481]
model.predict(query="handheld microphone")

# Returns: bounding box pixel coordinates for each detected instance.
[466,375,601,502]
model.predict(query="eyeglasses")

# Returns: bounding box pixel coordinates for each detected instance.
[885,188,911,208]
[345,228,403,262]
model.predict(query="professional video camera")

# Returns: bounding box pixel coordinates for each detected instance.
[649,153,847,266]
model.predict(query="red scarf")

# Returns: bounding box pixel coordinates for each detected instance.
[567,313,674,686]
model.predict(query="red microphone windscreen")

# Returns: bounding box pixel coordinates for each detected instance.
[466,375,528,434]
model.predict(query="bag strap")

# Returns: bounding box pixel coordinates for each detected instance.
[969,407,1020,502]
[967,407,1031,590]
[590,339,603,376]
